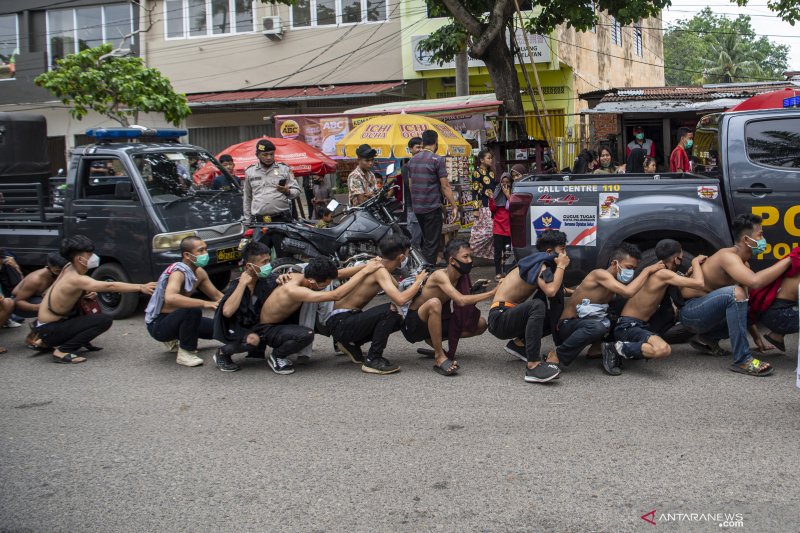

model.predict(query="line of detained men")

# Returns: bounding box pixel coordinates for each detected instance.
[14,211,797,380]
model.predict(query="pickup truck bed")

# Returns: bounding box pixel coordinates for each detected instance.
[0,181,64,265]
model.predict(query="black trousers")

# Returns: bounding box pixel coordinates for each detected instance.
[415,210,443,265]
[493,234,511,275]
[147,308,214,351]
[487,300,546,363]
[256,323,314,357]
[328,303,403,361]
[36,313,113,353]
[303,188,314,218]
[555,317,611,366]
[219,329,269,358]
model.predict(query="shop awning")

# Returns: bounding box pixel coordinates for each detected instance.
[346,93,502,117]
[581,98,746,114]
[187,82,406,106]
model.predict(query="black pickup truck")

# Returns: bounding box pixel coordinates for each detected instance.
[509,108,800,284]
[0,116,244,318]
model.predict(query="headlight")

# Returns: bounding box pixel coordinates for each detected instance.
[152,230,199,250]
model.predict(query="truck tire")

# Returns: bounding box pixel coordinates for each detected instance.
[92,263,140,319]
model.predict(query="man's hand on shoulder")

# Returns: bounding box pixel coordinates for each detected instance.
[646,261,666,274]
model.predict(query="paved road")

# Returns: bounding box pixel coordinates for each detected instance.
[1,267,799,532]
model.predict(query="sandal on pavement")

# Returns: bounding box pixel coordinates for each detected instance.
[433,358,458,376]
[729,357,773,377]
[53,353,87,364]
[764,334,785,353]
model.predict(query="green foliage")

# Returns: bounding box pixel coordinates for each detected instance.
[663,8,790,85]
[416,24,468,66]
[34,43,190,127]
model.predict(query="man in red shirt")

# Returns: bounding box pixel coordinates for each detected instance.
[669,127,693,172]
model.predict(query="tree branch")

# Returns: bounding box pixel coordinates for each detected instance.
[438,0,482,36]
[470,0,514,58]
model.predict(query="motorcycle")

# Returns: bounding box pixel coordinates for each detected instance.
[241,169,429,275]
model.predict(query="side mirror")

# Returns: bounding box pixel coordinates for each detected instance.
[114,181,134,200]
[327,199,340,212]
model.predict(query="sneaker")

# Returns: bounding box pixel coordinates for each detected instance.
[3,318,22,328]
[601,342,622,376]
[176,348,203,367]
[268,353,295,375]
[524,363,561,383]
[163,340,179,353]
[504,340,526,362]
[362,357,400,375]
[213,349,240,372]
[335,340,364,364]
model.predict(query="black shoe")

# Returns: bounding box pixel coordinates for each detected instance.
[335,340,364,364]
[524,363,561,383]
[601,342,622,376]
[268,353,295,375]
[214,349,240,372]
[362,357,400,375]
[504,340,526,362]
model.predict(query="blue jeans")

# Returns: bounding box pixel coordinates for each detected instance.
[679,286,750,365]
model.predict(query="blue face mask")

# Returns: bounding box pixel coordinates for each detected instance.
[616,264,635,284]
[746,236,767,255]
[685,139,694,149]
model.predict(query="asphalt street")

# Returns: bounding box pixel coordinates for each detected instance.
[1,266,799,532]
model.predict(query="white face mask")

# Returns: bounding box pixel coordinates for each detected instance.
[81,253,100,270]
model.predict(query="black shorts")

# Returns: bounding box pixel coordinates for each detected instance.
[402,308,450,343]
[614,316,655,344]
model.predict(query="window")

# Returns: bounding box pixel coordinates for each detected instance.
[80,158,133,200]
[745,118,800,169]
[633,23,643,56]
[165,0,255,39]
[0,14,19,80]
[610,16,622,46]
[47,4,133,68]
[291,0,389,27]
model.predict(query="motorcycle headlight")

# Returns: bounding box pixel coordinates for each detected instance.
[152,230,199,250]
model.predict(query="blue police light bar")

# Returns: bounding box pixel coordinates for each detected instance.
[85,127,188,139]
[783,96,798,108]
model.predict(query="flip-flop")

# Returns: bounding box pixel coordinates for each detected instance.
[764,334,786,353]
[53,353,87,364]
[729,358,773,376]
[433,358,458,376]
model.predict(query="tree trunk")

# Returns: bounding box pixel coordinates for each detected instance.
[473,35,526,140]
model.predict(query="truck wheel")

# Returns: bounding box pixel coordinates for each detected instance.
[92,263,140,319]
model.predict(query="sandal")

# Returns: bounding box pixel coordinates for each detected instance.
[689,337,730,357]
[53,353,87,364]
[764,334,786,353]
[433,358,459,376]
[729,357,773,376]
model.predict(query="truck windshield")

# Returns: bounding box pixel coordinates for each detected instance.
[694,113,721,177]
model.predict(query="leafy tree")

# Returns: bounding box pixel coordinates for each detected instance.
[664,8,790,85]
[35,43,190,127]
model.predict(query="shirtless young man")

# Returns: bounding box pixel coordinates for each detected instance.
[488,230,569,383]
[401,239,496,376]
[554,243,664,371]
[145,236,224,367]
[602,239,706,375]
[259,256,382,375]
[679,213,791,376]
[329,235,429,375]
[757,271,800,353]
[12,252,68,320]
[36,235,156,364]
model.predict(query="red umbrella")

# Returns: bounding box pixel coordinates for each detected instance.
[727,87,800,112]
[217,136,337,178]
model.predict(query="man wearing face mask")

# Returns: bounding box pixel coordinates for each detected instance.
[553,243,664,373]
[602,239,707,376]
[401,239,496,376]
[626,126,656,159]
[669,127,693,172]
[211,241,274,372]
[678,214,791,376]
[328,235,428,375]
[145,237,224,367]
[34,235,157,364]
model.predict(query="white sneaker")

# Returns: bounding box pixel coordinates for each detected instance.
[163,340,179,353]
[176,347,203,367]
[4,319,22,328]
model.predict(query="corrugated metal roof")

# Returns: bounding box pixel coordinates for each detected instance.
[582,82,799,103]
[187,82,405,105]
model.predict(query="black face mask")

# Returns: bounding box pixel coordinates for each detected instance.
[452,258,473,274]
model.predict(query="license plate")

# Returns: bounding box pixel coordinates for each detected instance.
[216,246,241,263]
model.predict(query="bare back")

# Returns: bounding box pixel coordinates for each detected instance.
[776,272,800,302]
[409,270,454,312]
[493,267,537,304]
[37,268,85,323]
[561,270,616,320]
[260,274,305,324]
[621,272,671,321]
[335,271,384,311]
[13,268,54,300]
[681,248,738,299]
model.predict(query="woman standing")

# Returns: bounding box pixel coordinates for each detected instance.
[469,149,497,260]
[490,173,513,279]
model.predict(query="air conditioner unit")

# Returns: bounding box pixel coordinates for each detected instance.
[262,16,282,40]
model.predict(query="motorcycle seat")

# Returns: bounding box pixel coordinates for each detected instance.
[309,223,348,238]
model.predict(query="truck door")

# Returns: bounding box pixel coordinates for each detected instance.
[63,156,152,281]
[727,114,800,264]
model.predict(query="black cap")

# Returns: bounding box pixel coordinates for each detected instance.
[356,144,377,159]
[256,139,276,154]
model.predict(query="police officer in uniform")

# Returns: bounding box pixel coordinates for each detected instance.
[243,140,300,223]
